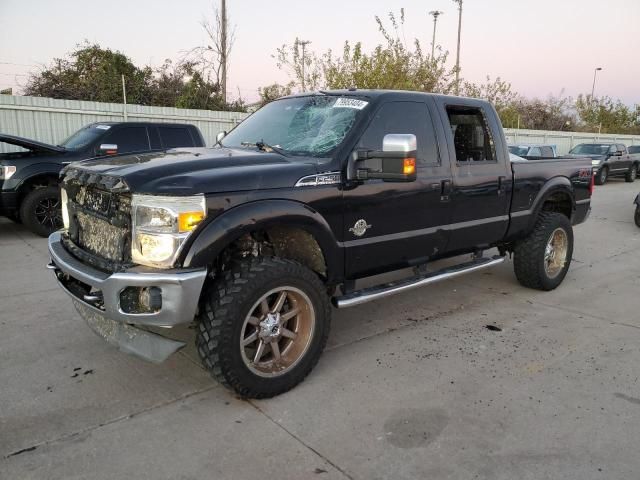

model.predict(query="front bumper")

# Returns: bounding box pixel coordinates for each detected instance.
[47,231,207,362]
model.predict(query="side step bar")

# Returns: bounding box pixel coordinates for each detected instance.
[333,255,505,308]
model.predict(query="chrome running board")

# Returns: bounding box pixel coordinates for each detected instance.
[333,255,505,308]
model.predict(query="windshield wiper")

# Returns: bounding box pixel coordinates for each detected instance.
[241,140,288,156]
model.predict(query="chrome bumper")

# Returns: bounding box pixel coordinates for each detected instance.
[47,231,207,362]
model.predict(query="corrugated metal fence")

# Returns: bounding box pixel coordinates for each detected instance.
[2,94,639,156]
[503,128,640,155]
[0,95,250,153]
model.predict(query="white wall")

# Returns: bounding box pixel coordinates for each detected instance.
[0,94,250,153]
[504,128,640,155]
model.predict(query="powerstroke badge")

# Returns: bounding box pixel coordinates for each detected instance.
[349,219,372,237]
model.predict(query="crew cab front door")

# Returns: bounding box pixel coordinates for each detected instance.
[440,103,511,252]
[342,100,453,279]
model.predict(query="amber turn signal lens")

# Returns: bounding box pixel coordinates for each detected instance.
[178,211,205,232]
[403,158,416,175]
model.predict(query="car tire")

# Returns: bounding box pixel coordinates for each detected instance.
[196,257,331,398]
[595,166,608,185]
[635,206,640,228]
[513,212,574,291]
[19,186,63,237]
[625,164,638,183]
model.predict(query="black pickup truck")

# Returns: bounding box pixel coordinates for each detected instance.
[0,122,205,236]
[47,90,593,398]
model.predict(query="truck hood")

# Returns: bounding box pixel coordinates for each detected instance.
[68,147,321,194]
[0,134,66,154]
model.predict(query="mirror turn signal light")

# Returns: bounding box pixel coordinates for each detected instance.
[403,158,416,175]
[178,211,205,232]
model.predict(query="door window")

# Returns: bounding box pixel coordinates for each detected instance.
[358,101,440,166]
[446,106,496,163]
[529,147,542,156]
[103,127,150,154]
[159,127,195,148]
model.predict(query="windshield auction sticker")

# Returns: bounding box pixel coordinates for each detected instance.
[333,98,368,110]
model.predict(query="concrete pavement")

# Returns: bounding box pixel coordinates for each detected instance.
[1,178,640,479]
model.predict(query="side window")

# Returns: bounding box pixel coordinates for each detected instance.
[446,106,496,163]
[618,144,626,154]
[540,146,554,157]
[159,127,195,148]
[529,147,542,157]
[358,101,439,166]
[608,145,617,154]
[103,127,149,154]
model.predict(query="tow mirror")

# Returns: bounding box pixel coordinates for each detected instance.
[98,144,118,156]
[216,131,227,145]
[349,134,417,182]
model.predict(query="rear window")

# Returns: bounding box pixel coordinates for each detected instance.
[159,127,194,148]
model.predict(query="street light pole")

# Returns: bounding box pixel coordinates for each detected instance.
[591,67,603,99]
[298,40,311,92]
[429,11,444,59]
[453,0,463,95]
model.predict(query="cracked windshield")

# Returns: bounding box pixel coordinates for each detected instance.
[221,95,368,157]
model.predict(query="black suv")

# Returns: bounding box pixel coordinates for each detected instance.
[1,122,205,236]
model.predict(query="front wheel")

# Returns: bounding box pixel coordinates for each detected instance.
[626,164,638,183]
[19,186,63,237]
[196,257,331,398]
[513,212,574,291]
[635,206,640,228]
[595,167,608,185]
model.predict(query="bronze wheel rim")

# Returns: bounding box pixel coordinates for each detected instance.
[544,228,568,279]
[240,286,315,377]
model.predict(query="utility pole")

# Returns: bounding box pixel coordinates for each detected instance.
[591,66,602,100]
[298,39,311,92]
[453,0,463,95]
[220,0,227,104]
[429,11,443,59]
[121,74,128,121]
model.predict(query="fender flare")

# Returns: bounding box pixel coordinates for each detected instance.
[526,176,575,229]
[13,163,64,190]
[181,199,343,283]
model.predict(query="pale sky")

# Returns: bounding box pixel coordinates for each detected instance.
[0,0,638,106]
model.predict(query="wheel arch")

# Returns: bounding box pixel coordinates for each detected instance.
[181,200,343,284]
[523,177,575,235]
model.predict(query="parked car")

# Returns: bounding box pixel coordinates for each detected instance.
[0,122,206,236]
[567,143,640,185]
[47,90,593,398]
[508,144,558,158]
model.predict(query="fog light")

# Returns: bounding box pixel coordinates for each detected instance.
[140,287,162,312]
[120,286,162,314]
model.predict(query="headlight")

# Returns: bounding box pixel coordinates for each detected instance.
[131,194,206,268]
[0,166,17,180]
[61,188,70,229]
[591,159,602,166]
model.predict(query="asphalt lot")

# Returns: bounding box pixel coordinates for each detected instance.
[1,179,640,480]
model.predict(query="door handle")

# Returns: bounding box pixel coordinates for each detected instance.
[440,179,452,201]
[497,176,507,195]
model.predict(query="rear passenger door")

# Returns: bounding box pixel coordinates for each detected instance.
[158,126,196,149]
[441,103,511,252]
[342,100,453,278]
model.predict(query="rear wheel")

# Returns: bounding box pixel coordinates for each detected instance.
[196,257,331,398]
[19,186,63,237]
[513,212,574,291]
[595,166,608,185]
[626,164,638,183]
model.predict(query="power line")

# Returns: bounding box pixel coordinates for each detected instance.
[0,61,38,67]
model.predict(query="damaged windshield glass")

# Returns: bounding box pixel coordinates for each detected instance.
[222,95,368,157]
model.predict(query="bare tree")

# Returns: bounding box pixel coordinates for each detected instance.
[187,1,234,104]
